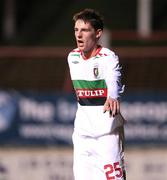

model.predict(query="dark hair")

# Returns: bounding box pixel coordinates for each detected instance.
[73,8,104,31]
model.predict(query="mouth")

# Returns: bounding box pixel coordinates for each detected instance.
[77,40,84,47]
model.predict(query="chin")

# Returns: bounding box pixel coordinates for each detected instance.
[78,47,84,51]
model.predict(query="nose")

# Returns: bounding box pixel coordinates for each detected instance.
[76,30,82,38]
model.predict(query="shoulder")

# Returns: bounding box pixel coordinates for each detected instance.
[99,47,119,61]
[68,48,81,59]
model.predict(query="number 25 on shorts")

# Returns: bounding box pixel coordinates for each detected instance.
[104,161,123,180]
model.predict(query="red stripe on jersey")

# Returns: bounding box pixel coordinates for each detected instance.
[71,48,81,53]
[75,88,107,98]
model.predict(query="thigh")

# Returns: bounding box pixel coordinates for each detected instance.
[93,127,126,180]
[72,128,126,180]
[72,132,94,180]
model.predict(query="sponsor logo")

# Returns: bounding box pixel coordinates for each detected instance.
[72,61,79,64]
[76,89,107,98]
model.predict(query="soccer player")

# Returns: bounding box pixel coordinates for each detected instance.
[67,8,126,180]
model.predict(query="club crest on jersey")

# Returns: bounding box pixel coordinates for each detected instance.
[93,64,99,78]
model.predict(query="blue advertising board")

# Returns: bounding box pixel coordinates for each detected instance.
[122,91,167,145]
[0,90,76,145]
[0,90,167,146]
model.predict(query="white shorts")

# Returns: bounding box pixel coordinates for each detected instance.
[72,127,126,180]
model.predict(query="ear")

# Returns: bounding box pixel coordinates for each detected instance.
[96,29,103,39]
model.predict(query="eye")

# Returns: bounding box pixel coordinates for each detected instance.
[83,28,89,32]
[74,28,78,32]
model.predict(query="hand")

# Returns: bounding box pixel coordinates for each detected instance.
[103,97,120,117]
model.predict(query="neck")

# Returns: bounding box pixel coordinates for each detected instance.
[82,45,101,60]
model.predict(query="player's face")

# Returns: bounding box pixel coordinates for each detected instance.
[74,19,102,56]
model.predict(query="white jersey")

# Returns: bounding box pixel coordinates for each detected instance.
[68,47,124,137]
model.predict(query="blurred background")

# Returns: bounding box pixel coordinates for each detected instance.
[0,0,167,179]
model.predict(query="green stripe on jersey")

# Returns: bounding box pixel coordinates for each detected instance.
[71,54,80,57]
[73,79,107,89]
